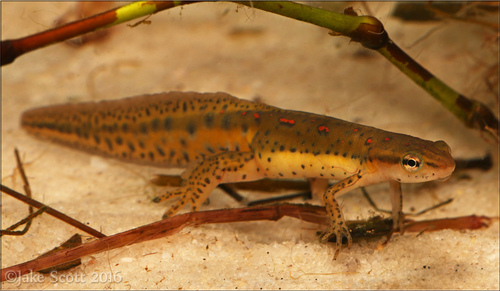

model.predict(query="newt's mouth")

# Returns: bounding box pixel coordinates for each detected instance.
[437,174,452,182]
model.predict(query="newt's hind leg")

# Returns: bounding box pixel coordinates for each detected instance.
[152,152,263,219]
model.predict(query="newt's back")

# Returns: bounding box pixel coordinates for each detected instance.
[21,92,274,167]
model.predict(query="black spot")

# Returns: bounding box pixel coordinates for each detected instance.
[164,117,172,130]
[93,134,101,145]
[242,174,247,180]
[169,149,176,158]
[325,150,330,155]
[187,122,196,135]
[313,151,320,156]
[241,123,248,134]
[204,178,211,184]
[152,118,160,131]
[183,151,190,162]
[140,123,148,134]
[290,148,297,153]
[204,113,214,128]
[301,164,305,169]
[156,146,166,157]
[267,157,271,163]
[183,102,187,112]
[138,140,145,149]
[122,123,129,132]
[105,138,113,151]
[221,115,231,129]
[127,142,135,152]
[115,136,123,145]
[342,152,347,157]
[149,152,155,160]
[180,138,187,147]
[280,145,285,152]
[206,146,215,154]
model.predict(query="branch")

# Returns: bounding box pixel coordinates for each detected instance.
[1,1,497,139]
[1,201,492,282]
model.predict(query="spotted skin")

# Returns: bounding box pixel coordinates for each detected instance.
[21,91,456,259]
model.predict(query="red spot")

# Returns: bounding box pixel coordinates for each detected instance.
[318,125,329,132]
[354,128,359,132]
[405,143,409,146]
[384,137,390,141]
[311,119,315,122]
[279,118,295,125]
[241,112,247,116]
[220,110,224,114]
[421,145,426,148]
[366,138,373,144]
[253,113,260,119]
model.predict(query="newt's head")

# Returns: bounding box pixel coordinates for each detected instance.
[369,137,455,183]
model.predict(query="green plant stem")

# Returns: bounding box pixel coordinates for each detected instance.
[235,1,499,143]
[1,1,497,142]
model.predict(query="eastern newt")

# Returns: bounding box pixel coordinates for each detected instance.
[21,91,456,258]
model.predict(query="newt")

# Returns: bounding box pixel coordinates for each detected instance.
[21,91,456,258]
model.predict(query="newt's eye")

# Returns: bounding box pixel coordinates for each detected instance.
[402,154,423,172]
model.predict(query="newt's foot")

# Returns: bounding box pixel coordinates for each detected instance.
[320,222,352,260]
[152,187,200,219]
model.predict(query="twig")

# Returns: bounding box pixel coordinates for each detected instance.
[2,149,36,235]
[1,185,106,239]
[1,202,492,282]
[1,207,46,236]
[2,1,497,141]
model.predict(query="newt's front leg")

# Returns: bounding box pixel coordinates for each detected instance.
[321,171,364,259]
[389,180,405,234]
[152,152,263,219]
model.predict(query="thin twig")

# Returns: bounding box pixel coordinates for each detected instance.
[1,185,106,239]
[1,202,491,282]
